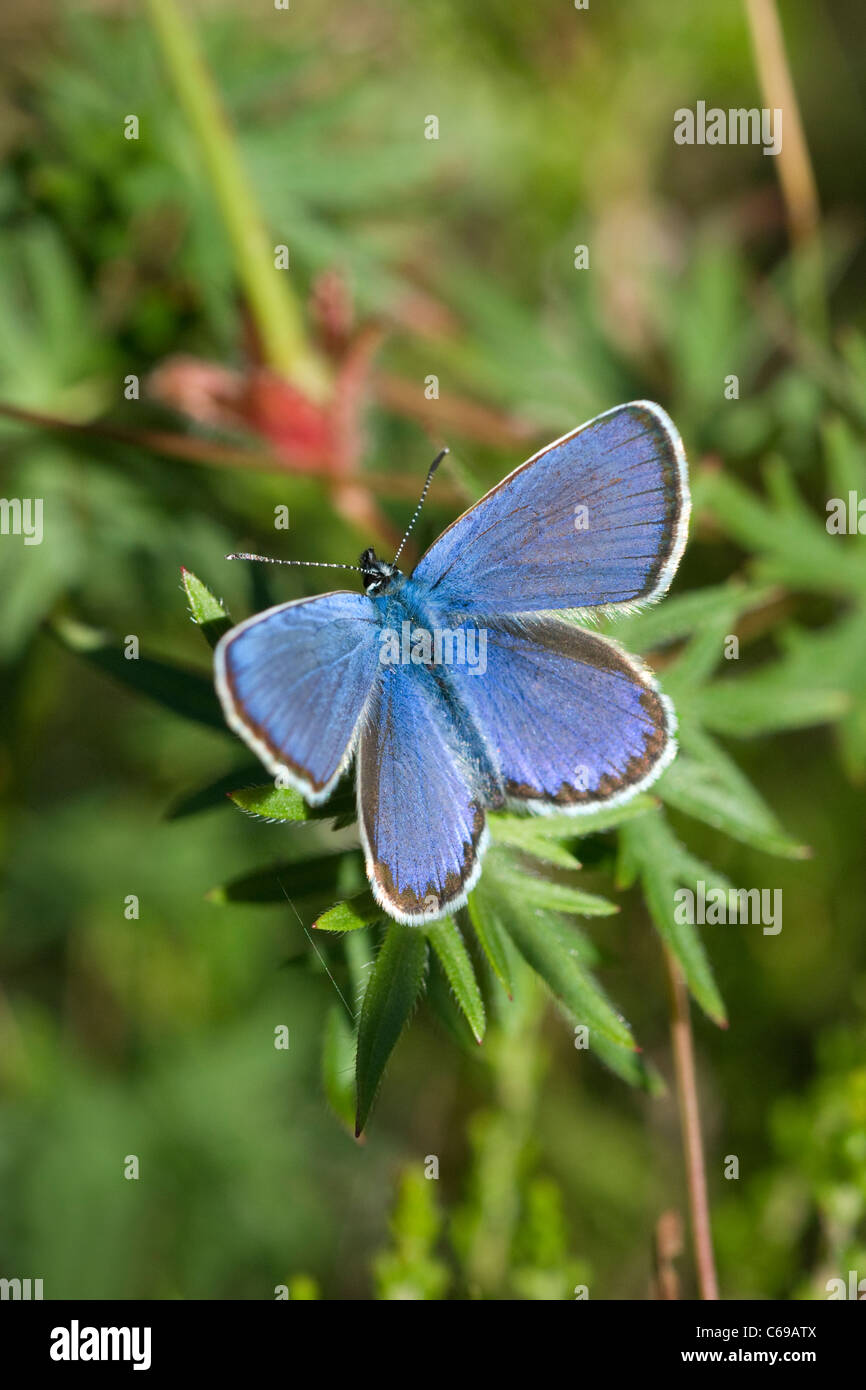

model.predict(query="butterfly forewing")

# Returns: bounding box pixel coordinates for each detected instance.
[215,591,381,804]
[412,401,689,617]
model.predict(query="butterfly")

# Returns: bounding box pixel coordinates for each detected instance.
[214,400,690,925]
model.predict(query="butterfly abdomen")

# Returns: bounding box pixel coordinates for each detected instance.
[369,579,505,809]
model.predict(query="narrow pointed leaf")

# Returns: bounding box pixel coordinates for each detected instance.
[489,818,582,868]
[229,780,355,824]
[606,582,774,654]
[491,866,617,918]
[700,468,863,596]
[180,568,232,647]
[426,918,485,1043]
[53,616,225,730]
[695,672,848,736]
[165,764,264,819]
[824,415,866,498]
[658,733,809,859]
[503,906,635,1049]
[322,1005,357,1133]
[466,889,514,997]
[664,614,739,693]
[590,1032,666,1094]
[426,953,484,1054]
[344,930,375,1007]
[494,796,655,842]
[314,891,383,933]
[619,815,727,1025]
[355,926,428,1135]
[207,851,362,904]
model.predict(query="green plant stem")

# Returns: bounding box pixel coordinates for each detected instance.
[663,944,719,1300]
[145,0,330,398]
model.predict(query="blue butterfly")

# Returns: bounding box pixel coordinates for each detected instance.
[215,401,690,925]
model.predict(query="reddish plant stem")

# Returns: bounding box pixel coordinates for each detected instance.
[0,400,459,499]
[663,944,719,1300]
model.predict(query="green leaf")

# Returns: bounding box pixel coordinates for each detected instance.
[465,890,514,998]
[165,764,264,819]
[426,953,484,1054]
[488,817,582,869]
[699,466,866,597]
[490,863,617,918]
[606,581,773,655]
[53,615,225,731]
[768,614,866,779]
[492,795,656,843]
[824,415,866,499]
[322,1005,357,1133]
[228,780,355,824]
[664,613,742,694]
[658,728,809,859]
[589,1032,666,1095]
[343,930,375,1005]
[180,567,233,648]
[502,903,635,1049]
[207,851,363,904]
[695,670,849,737]
[355,926,428,1135]
[619,814,727,1025]
[314,891,383,933]
[426,918,486,1043]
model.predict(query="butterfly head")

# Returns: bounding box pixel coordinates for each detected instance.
[359,547,401,595]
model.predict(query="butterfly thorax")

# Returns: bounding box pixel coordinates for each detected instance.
[364,570,444,635]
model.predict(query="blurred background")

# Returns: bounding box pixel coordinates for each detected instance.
[0,0,865,1300]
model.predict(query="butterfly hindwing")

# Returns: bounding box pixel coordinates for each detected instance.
[412,400,689,617]
[356,660,489,924]
[447,616,675,812]
[215,591,381,804]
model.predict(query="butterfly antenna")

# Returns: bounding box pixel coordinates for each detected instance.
[226,553,364,573]
[392,448,449,564]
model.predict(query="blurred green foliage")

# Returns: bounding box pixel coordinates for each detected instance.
[0,0,865,1299]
